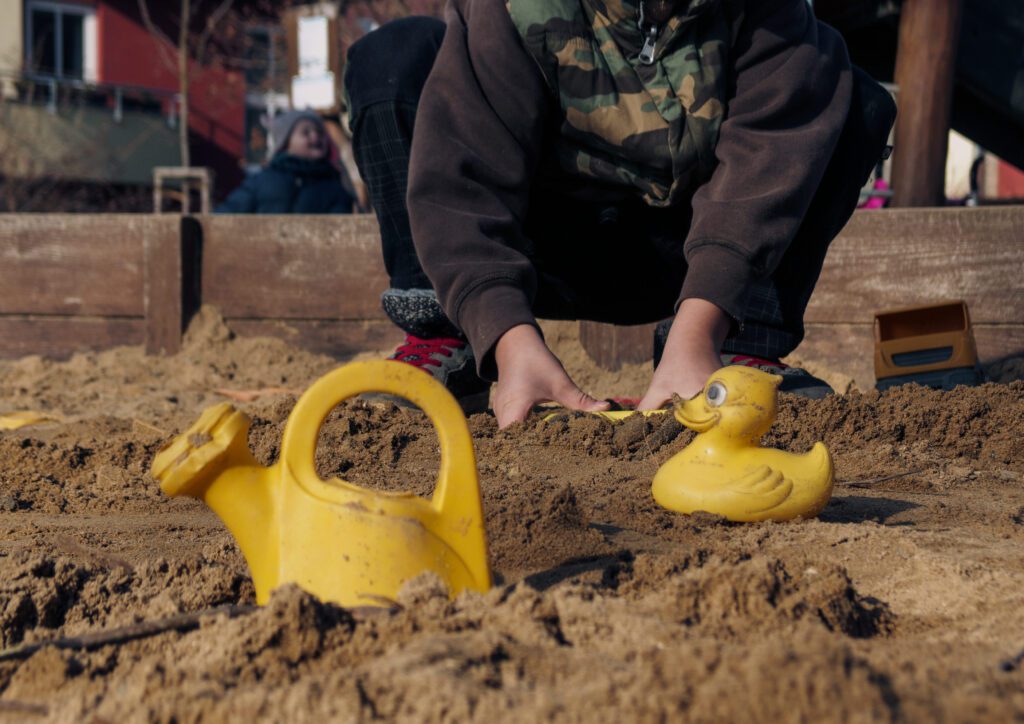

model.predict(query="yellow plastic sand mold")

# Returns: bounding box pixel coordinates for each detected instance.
[651,366,834,522]
[150,360,492,608]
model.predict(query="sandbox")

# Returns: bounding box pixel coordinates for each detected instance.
[0,308,1022,721]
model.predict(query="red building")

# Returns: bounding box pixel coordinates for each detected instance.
[17,0,247,194]
[98,0,246,188]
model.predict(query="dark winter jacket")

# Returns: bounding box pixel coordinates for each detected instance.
[217,155,354,214]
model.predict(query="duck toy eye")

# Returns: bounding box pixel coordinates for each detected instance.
[705,381,728,407]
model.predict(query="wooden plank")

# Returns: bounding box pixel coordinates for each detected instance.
[0,316,400,363]
[578,207,1023,371]
[891,0,964,207]
[578,321,660,371]
[795,323,1024,390]
[199,215,388,320]
[0,215,170,316]
[144,217,202,355]
[227,318,403,358]
[807,207,1024,325]
[0,317,144,360]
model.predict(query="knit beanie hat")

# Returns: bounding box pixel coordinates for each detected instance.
[270,110,329,158]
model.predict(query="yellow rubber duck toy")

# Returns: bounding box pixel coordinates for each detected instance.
[651,366,833,522]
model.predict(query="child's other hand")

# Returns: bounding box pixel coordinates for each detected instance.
[493,324,609,428]
[637,298,730,410]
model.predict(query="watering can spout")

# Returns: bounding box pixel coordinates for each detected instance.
[151,403,279,594]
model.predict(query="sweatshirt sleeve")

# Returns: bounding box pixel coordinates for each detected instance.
[678,0,852,324]
[406,0,550,380]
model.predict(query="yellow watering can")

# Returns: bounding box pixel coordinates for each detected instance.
[151,360,492,607]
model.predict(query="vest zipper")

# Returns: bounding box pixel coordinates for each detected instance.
[637,3,660,65]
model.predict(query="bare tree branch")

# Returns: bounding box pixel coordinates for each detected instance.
[179,0,191,167]
[197,0,238,65]
[135,0,180,74]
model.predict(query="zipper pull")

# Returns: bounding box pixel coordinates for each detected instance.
[639,25,659,65]
[637,3,659,65]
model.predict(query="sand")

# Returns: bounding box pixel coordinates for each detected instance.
[1,307,1022,722]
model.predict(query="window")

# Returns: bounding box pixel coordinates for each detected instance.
[25,2,97,81]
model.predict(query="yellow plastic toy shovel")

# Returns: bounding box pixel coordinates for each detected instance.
[151,360,492,607]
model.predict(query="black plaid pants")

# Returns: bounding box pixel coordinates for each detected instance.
[345,17,895,360]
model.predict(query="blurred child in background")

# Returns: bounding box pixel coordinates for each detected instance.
[218,110,355,214]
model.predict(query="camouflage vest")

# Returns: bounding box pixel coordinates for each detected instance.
[507,0,734,207]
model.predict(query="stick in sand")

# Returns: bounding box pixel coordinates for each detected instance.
[0,604,256,663]
[214,387,302,403]
[836,469,925,488]
[0,602,395,663]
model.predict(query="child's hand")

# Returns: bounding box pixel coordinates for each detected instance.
[638,346,721,409]
[637,299,731,410]
[493,324,610,428]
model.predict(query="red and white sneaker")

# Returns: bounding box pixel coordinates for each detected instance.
[386,335,491,414]
[720,353,834,399]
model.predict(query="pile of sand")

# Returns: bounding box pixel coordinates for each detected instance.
[1,309,1022,721]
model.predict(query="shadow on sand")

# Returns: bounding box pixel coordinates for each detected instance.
[820,495,921,525]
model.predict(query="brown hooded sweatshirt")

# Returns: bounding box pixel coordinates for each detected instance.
[407,0,852,378]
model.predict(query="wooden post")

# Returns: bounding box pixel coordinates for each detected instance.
[891,0,964,207]
[578,321,661,371]
[144,216,202,355]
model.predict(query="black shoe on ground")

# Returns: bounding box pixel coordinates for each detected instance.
[719,353,834,399]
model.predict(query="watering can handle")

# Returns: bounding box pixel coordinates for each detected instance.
[279,359,485,532]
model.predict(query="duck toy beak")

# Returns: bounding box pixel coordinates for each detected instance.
[672,393,719,433]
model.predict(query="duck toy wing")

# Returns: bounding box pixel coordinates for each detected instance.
[653,464,796,522]
[717,465,794,515]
